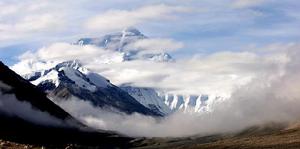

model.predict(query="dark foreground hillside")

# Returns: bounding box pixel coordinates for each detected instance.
[133,123,300,149]
[0,61,134,148]
[0,114,133,148]
[2,123,300,149]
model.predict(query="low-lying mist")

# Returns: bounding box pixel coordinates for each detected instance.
[56,72,300,137]
[10,41,300,137]
[0,82,64,126]
[52,44,300,137]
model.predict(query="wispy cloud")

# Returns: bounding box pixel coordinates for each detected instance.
[85,4,192,32]
[0,0,299,61]
[13,42,291,97]
[125,38,184,54]
[0,81,64,126]
[54,45,300,137]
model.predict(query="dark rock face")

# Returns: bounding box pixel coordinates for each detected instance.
[0,113,133,148]
[36,80,57,93]
[0,61,73,121]
[0,61,134,148]
[54,82,162,116]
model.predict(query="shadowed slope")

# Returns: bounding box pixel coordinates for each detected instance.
[0,61,134,148]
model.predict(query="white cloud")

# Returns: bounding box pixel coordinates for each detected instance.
[12,42,125,74]
[18,42,122,62]
[0,81,64,126]
[88,46,290,96]
[85,4,192,32]
[14,42,291,97]
[125,38,184,54]
[11,37,300,137]
[16,14,64,32]
[0,14,64,40]
[0,1,66,42]
[50,43,300,137]
[0,0,297,50]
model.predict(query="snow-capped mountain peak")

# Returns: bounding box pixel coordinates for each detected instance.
[25,60,111,92]
[75,28,174,62]
[22,60,163,116]
[76,27,146,51]
[55,60,86,72]
[121,86,172,115]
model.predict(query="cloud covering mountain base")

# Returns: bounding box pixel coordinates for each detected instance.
[45,44,300,137]
[0,82,64,126]
[9,28,300,137]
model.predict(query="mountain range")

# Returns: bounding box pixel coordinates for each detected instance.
[13,28,223,115]
[13,28,220,115]
[75,27,174,62]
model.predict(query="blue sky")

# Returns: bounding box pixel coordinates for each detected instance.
[0,0,299,65]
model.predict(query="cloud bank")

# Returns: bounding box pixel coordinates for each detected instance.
[10,31,300,137]
[13,42,290,97]
[85,4,192,32]
[125,38,184,54]
[0,82,64,126]
[51,44,300,137]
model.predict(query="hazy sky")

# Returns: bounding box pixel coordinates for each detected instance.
[0,0,299,65]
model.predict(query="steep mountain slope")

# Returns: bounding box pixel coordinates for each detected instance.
[0,61,133,148]
[121,86,172,115]
[24,60,162,116]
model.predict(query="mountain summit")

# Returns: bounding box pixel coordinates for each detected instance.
[76,28,174,62]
